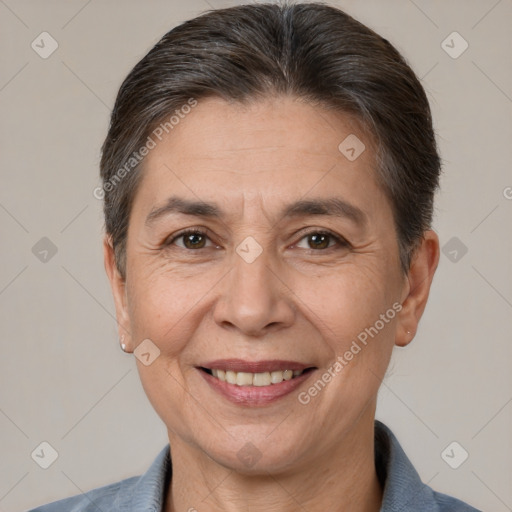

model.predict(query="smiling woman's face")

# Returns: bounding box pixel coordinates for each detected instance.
[106,95,421,474]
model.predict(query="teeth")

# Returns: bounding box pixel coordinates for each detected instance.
[208,368,304,386]
[236,372,253,386]
[283,370,293,380]
[253,372,271,386]
[270,370,284,384]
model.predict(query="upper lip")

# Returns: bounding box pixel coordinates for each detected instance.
[199,359,314,373]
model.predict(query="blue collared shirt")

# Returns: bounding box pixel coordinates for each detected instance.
[27,420,481,511]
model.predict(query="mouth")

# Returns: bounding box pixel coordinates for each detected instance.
[200,367,312,386]
[197,359,317,405]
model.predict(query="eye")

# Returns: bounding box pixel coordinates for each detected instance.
[294,230,349,251]
[163,228,349,252]
[165,229,214,250]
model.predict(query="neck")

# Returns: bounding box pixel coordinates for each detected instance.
[164,407,382,512]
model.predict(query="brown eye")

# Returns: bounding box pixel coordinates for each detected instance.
[182,232,206,249]
[167,229,212,250]
[307,233,331,249]
[295,230,349,251]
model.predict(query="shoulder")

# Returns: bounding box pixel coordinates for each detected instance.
[26,475,139,511]
[375,420,482,512]
[26,443,171,512]
[432,490,482,512]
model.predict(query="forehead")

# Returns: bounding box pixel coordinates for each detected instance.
[132,95,388,221]
[146,95,371,167]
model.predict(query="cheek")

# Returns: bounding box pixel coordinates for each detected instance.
[298,265,397,346]
[125,258,214,343]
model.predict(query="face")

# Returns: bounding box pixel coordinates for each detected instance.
[105,95,437,474]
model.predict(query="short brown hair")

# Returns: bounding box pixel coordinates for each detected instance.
[100,1,441,279]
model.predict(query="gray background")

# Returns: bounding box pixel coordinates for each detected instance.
[1,0,511,510]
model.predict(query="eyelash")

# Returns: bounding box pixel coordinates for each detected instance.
[164,228,351,252]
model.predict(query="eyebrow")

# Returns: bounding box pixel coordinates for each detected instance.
[145,195,367,228]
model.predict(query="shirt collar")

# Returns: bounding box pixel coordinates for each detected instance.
[122,420,434,511]
[121,443,171,511]
[375,420,438,510]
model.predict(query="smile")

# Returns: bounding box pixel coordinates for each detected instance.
[203,368,305,386]
[197,359,317,405]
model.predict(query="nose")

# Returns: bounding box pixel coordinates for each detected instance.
[212,244,296,337]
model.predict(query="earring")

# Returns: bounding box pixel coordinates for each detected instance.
[120,334,127,352]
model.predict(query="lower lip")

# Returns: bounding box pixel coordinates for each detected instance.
[199,369,314,406]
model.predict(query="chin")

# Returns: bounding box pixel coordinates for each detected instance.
[197,427,311,476]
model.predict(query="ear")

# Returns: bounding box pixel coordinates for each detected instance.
[103,235,132,352]
[395,229,440,347]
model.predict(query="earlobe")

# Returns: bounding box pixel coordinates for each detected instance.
[103,235,132,351]
[395,230,440,347]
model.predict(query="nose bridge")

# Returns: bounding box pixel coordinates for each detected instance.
[234,238,275,296]
[213,236,294,335]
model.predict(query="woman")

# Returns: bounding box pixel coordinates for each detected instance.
[29,2,481,511]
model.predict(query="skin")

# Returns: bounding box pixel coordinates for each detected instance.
[104,95,439,512]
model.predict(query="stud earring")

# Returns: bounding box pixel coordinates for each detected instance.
[120,334,127,352]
